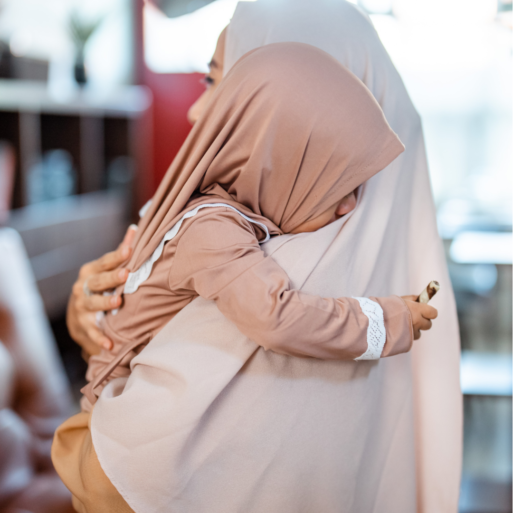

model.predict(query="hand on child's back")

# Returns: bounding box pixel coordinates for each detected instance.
[401,295,438,340]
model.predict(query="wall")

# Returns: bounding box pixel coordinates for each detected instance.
[133,0,207,194]
[143,70,204,191]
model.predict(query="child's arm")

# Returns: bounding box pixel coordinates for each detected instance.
[171,208,414,360]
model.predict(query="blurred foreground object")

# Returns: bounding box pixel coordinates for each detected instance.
[0,141,15,222]
[0,228,74,513]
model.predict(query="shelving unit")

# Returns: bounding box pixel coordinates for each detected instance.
[0,79,153,318]
[0,79,152,209]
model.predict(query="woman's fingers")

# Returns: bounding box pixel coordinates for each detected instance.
[67,299,101,355]
[79,244,131,279]
[76,336,102,357]
[77,224,136,280]
[83,292,121,312]
[67,296,113,353]
[121,224,138,248]
[95,245,131,273]
[414,329,421,340]
[67,225,137,353]
[86,268,128,294]
[92,224,137,275]
[86,326,113,351]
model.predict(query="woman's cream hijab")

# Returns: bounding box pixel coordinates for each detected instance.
[90,2,461,512]
[226,0,463,510]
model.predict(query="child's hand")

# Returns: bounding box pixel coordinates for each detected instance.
[401,295,438,340]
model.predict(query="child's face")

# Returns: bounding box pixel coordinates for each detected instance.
[290,191,357,234]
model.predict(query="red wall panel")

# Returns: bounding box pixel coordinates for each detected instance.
[135,0,205,194]
[143,71,205,190]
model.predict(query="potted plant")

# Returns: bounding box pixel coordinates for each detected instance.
[69,13,102,86]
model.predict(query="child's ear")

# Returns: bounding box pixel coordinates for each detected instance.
[336,192,357,216]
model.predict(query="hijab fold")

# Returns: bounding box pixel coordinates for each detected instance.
[225,2,462,510]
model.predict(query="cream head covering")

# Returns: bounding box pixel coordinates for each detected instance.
[225,1,463,511]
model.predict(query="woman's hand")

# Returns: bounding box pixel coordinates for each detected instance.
[401,295,438,340]
[66,226,137,356]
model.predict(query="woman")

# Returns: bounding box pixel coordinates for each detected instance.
[64,1,461,511]
[222,4,462,510]
[54,39,426,508]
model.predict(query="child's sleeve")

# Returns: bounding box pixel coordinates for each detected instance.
[170,209,413,360]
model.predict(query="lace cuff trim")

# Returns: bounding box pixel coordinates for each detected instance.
[124,203,270,295]
[353,297,386,360]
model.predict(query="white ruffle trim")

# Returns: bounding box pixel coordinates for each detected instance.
[353,297,386,360]
[124,203,270,295]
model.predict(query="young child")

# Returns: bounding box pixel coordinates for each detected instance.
[82,43,436,408]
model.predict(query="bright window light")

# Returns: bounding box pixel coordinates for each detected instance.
[144,0,254,73]
[450,231,513,265]
[460,351,512,396]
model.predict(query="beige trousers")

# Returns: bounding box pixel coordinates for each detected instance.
[52,412,134,513]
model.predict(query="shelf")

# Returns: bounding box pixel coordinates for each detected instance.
[0,81,152,212]
[7,191,129,319]
[0,79,152,117]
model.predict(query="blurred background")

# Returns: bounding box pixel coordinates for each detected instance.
[0,0,511,512]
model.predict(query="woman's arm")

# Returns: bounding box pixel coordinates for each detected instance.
[66,226,137,355]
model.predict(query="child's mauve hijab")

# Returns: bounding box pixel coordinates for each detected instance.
[128,42,403,272]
